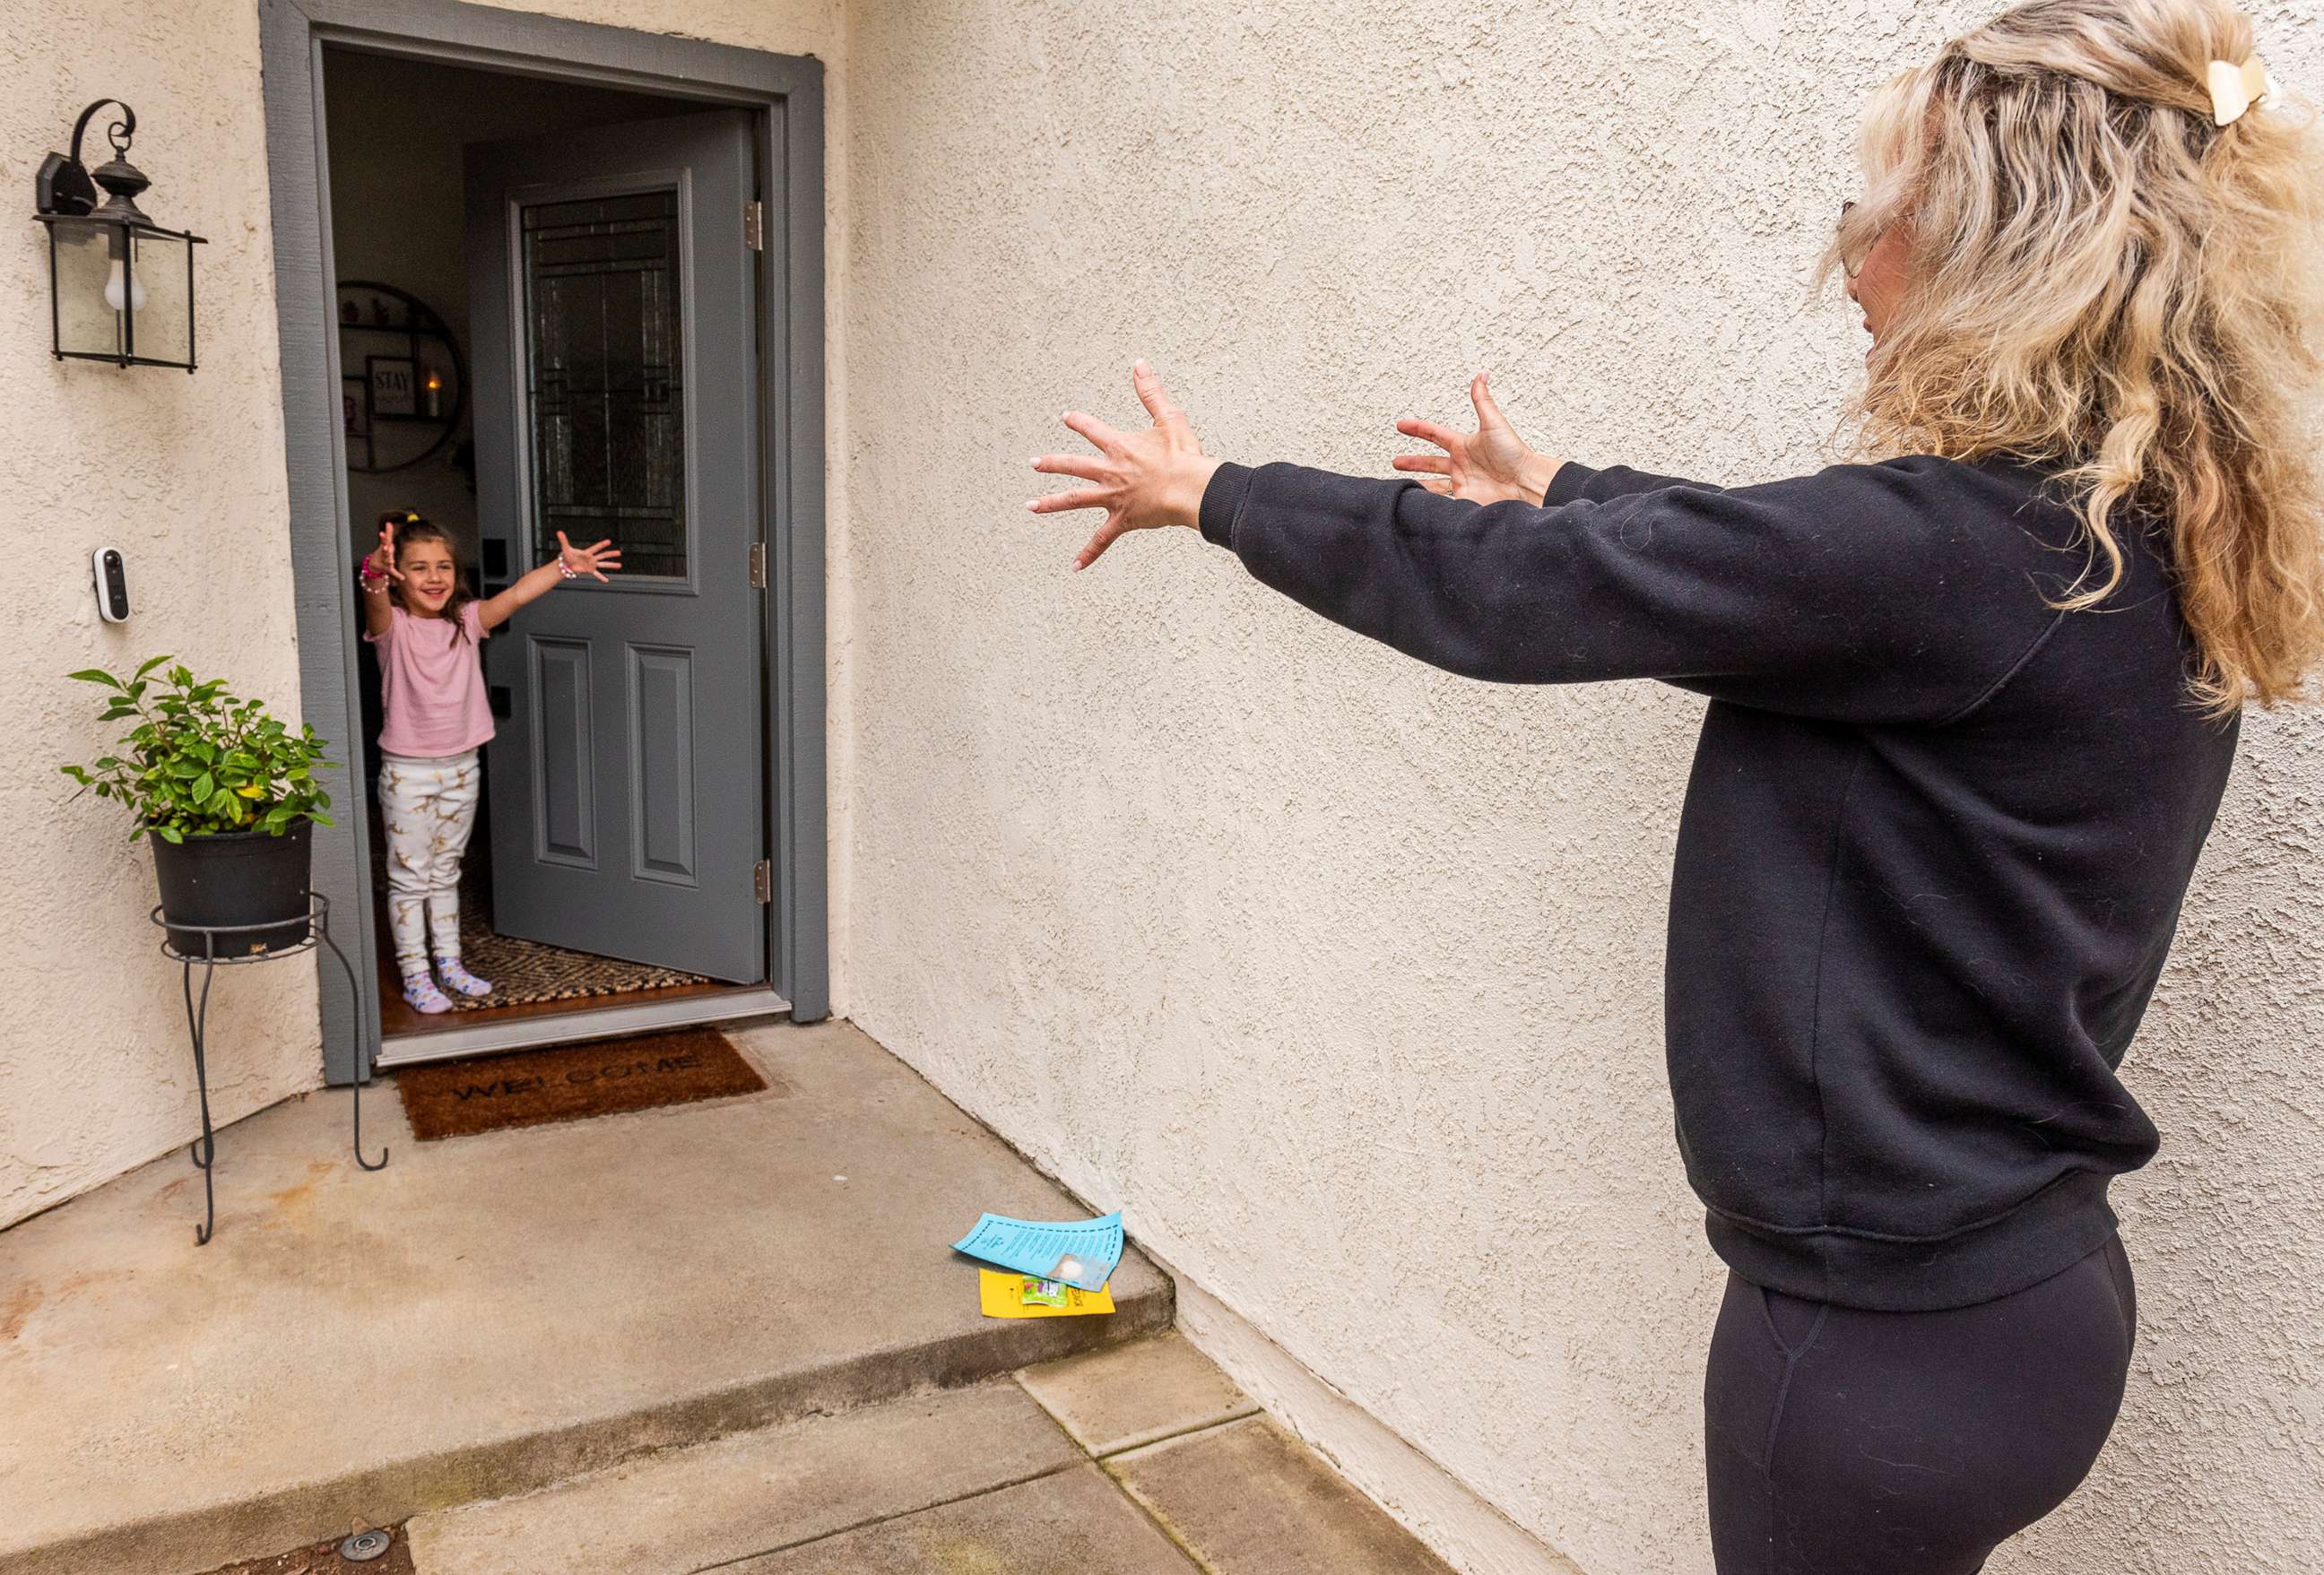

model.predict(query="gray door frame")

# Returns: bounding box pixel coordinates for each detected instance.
[256,0,828,1084]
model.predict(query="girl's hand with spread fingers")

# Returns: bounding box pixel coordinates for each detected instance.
[366,519,405,584]
[1392,373,1565,506]
[480,532,621,629]
[1029,360,1225,570]
[555,531,623,583]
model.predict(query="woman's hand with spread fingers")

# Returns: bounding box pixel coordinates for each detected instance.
[1030,360,1224,570]
[1392,373,1564,506]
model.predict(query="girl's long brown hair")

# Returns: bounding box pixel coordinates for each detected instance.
[382,511,476,644]
[1820,0,2324,715]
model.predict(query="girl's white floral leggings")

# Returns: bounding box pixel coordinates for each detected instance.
[377,749,480,976]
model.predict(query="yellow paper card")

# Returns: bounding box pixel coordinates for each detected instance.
[979,1268,1116,1318]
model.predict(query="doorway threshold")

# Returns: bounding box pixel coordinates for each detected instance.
[377,985,790,1068]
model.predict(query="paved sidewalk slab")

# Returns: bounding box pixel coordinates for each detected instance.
[1112,1415,1456,1575]
[247,1339,1470,1575]
[0,1018,1169,1575]
[1018,1330,1260,1455]
[409,1380,1079,1574]
[730,1466,1198,1574]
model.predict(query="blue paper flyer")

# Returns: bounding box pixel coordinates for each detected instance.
[950,1210,1123,1292]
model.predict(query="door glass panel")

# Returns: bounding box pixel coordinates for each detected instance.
[520,190,687,579]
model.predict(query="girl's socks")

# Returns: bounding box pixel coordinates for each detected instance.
[436,957,493,999]
[402,972,453,1015]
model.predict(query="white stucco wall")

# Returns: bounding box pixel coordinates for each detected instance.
[0,0,850,1230]
[836,3,2324,1572]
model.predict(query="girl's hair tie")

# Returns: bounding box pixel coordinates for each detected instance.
[2208,54,2275,126]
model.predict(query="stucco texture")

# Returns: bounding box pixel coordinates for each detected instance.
[0,0,848,1230]
[0,0,317,1231]
[836,3,2324,1572]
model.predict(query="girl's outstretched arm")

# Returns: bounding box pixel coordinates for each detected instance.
[478,532,622,631]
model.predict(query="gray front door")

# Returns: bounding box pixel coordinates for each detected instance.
[464,111,764,982]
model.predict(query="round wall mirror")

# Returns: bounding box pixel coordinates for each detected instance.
[335,280,466,475]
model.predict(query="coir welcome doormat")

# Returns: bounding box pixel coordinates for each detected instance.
[394,1027,773,1141]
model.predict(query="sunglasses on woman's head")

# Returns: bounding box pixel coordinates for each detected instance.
[1838,200,1864,280]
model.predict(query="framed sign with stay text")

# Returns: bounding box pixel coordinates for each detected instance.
[368,355,418,420]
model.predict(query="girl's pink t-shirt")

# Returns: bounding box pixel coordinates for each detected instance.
[365,602,496,757]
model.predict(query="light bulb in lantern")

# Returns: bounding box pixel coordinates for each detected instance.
[103,259,148,314]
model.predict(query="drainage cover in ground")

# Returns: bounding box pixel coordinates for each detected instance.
[395,1027,775,1140]
[192,1525,413,1575]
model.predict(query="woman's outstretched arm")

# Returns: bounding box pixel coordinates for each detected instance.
[1540,463,1727,506]
[1198,455,2061,723]
[1034,364,2063,726]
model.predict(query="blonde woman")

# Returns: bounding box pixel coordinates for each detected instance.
[1029,1,2323,1567]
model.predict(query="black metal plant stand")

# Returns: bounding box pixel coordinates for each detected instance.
[150,893,386,1244]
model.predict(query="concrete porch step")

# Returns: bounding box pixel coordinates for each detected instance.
[0,1019,1171,1575]
[398,1333,1452,1574]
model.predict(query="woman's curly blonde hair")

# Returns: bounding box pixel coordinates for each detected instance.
[1818,0,2324,714]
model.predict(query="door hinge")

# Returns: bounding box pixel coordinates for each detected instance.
[743,200,765,252]
[753,859,773,904]
[749,541,768,589]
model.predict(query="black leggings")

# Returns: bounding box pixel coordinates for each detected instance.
[1704,1235,2137,1574]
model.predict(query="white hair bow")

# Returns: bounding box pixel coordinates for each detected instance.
[2207,55,2276,126]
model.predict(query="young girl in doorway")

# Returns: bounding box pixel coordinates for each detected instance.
[360,510,621,1013]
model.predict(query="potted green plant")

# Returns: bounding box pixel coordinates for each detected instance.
[61,657,336,956]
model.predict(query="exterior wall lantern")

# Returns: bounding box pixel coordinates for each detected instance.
[33,100,206,372]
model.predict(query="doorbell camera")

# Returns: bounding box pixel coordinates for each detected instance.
[92,548,131,623]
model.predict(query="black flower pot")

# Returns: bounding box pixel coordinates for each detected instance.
[151,820,315,957]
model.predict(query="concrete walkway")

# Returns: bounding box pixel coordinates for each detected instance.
[397,1333,1455,1573]
[0,1018,1172,1573]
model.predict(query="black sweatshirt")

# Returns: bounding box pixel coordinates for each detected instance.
[1199,454,2239,1311]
